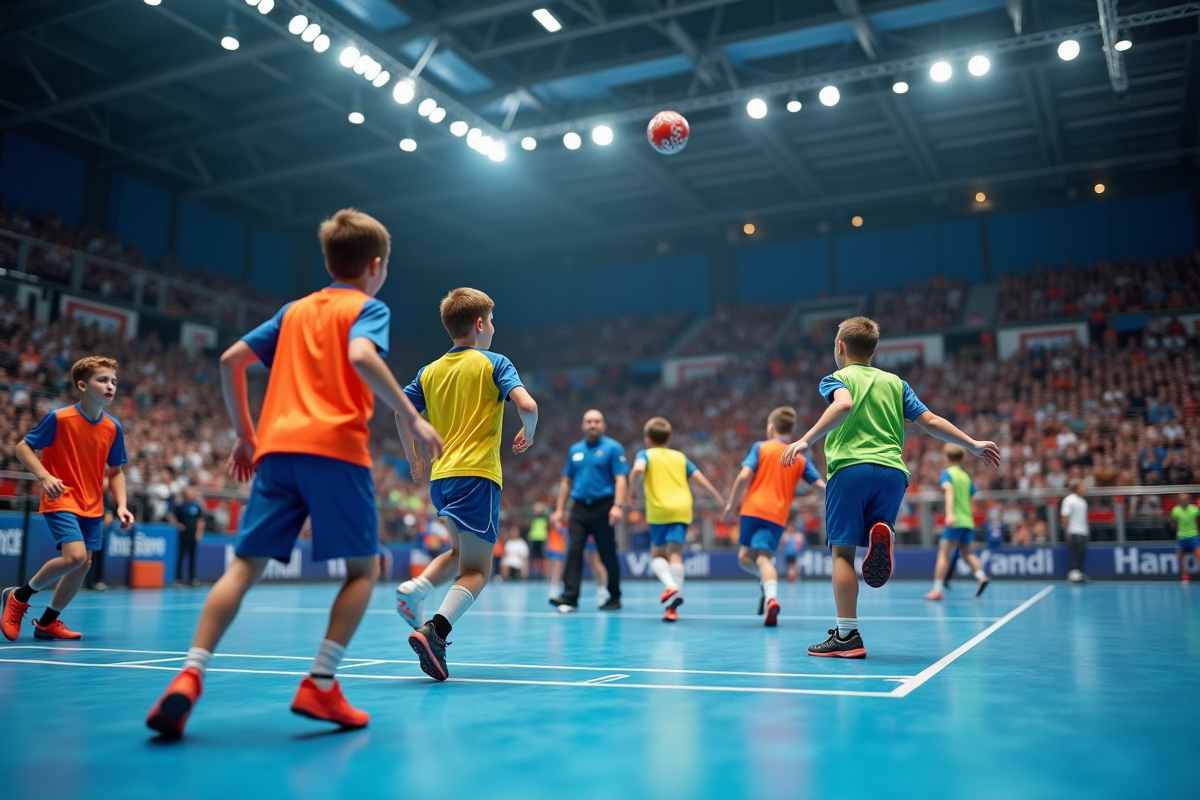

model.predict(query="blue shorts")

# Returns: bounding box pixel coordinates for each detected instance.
[941,527,976,545]
[825,463,909,548]
[585,536,597,552]
[739,515,785,552]
[548,550,566,562]
[236,453,378,563]
[44,512,104,551]
[649,523,688,548]
[1179,537,1198,554]
[430,476,501,543]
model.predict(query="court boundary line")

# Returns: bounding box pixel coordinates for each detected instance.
[244,607,1003,623]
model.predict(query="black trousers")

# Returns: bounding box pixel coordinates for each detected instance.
[177,530,197,582]
[562,498,621,604]
[1068,534,1088,572]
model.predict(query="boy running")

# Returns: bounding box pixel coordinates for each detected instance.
[1170,492,1198,584]
[925,444,989,601]
[627,417,724,622]
[394,288,538,681]
[3,357,134,642]
[145,209,442,737]
[782,317,999,658]
[722,407,825,626]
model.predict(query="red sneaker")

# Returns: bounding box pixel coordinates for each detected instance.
[925,589,944,601]
[1,587,30,642]
[146,668,203,739]
[764,598,781,627]
[33,619,82,640]
[290,677,369,729]
[659,586,679,604]
[662,607,679,622]
[1183,573,1190,584]
[862,522,895,588]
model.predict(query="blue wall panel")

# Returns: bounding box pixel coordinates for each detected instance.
[478,270,573,330]
[937,217,983,282]
[989,203,1111,274]
[836,224,939,292]
[108,174,170,263]
[248,228,292,297]
[175,202,245,278]
[1109,191,1196,260]
[578,254,709,318]
[736,238,830,303]
[0,134,86,226]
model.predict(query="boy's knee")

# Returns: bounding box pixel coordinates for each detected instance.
[62,547,88,566]
[345,556,380,581]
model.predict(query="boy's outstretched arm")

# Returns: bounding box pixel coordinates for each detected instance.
[690,470,725,508]
[721,466,755,524]
[107,466,135,529]
[913,410,1001,468]
[348,337,443,460]
[219,340,261,483]
[782,388,853,466]
[509,386,538,453]
[627,463,646,506]
[393,412,428,483]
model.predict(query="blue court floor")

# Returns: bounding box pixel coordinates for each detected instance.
[0,578,1195,800]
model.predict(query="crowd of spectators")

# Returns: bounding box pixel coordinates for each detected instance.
[868,277,965,333]
[501,311,691,371]
[678,303,791,356]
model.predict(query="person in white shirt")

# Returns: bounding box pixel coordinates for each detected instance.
[1060,480,1090,584]
[500,526,530,581]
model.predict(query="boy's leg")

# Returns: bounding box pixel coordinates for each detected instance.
[321,555,380,648]
[650,543,677,592]
[191,556,270,653]
[4,538,92,641]
[808,545,866,657]
[397,547,460,628]
[960,544,990,596]
[756,550,781,627]
[39,548,91,621]
[927,540,953,599]
[737,546,760,578]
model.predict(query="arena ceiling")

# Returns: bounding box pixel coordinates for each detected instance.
[1,0,1198,271]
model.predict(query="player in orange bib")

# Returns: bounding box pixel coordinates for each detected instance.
[722,407,825,626]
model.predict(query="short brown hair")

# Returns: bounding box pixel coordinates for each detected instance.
[768,406,796,435]
[944,443,965,463]
[837,316,880,358]
[318,208,391,280]
[72,356,118,388]
[440,287,495,339]
[644,417,672,446]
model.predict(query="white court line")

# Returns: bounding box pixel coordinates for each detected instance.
[243,607,1001,623]
[581,674,629,685]
[337,660,388,669]
[113,657,188,665]
[890,585,1055,698]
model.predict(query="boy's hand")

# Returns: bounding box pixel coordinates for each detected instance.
[408,456,426,483]
[227,435,257,483]
[970,440,1002,468]
[411,418,444,461]
[945,513,957,528]
[721,506,738,526]
[780,440,809,467]
[40,475,66,500]
[116,506,135,530]
[513,427,533,454]
[608,504,623,527]
[549,509,564,529]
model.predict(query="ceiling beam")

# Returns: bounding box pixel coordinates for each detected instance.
[733,115,825,198]
[833,0,881,61]
[0,0,124,44]
[875,92,941,182]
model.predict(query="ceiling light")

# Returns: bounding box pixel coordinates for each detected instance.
[428,107,446,123]
[489,144,507,162]
[851,215,863,227]
[563,131,582,150]
[892,81,909,94]
[220,13,240,51]
[144,0,162,5]
[746,98,768,119]
[1058,39,1080,61]
[372,71,390,88]
[393,80,415,104]
[787,99,801,112]
[521,137,537,151]
[1114,39,1132,52]
[975,192,986,203]
[363,61,382,81]
[288,15,308,35]
[1094,183,1106,194]
[301,23,321,43]
[477,135,494,154]
[450,121,469,136]
[348,111,364,124]
[246,0,260,5]
[819,86,840,106]
[354,54,372,74]
[399,138,417,152]
[340,46,360,67]
[313,34,330,53]
[418,98,437,117]
[968,55,990,76]
[930,61,952,82]
[257,0,274,13]
[592,125,613,145]
[743,223,755,235]
[466,128,483,147]
[532,8,562,32]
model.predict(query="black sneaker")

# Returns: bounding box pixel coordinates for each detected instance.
[861,521,894,589]
[599,599,621,611]
[408,621,450,681]
[548,596,573,609]
[757,583,765,615]
[808,628,866,659]
[974,577,989,597]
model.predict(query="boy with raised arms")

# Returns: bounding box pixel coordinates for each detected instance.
[782,317,999,658]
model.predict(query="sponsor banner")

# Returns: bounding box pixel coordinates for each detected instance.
[662,354,730,388]
[59,295,139,340]
[180,321,217,357]
[997,321,1088,360]
[874,334,944,368]
[107,523,177,583]
[1176,313,1200,336]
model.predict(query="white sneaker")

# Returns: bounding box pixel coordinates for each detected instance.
[595,587,611,608]
[396,585,426,630]
[557,604,578,614]
[1067,570,1083,584]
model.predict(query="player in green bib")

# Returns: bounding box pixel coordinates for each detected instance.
[781,317,1000,658]
[925,444,989,601]
[1170,492,1198,584]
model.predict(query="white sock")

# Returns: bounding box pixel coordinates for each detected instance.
[400,575,433,596]
[435,584,475,627]
[309,639,346,690]
[651,557,677,590]
[974,569,987,581]
[669,562,685,596]
[763,579,778,602]
[933,579,945,591]
[837,617,858,638]
[183,647,212,680]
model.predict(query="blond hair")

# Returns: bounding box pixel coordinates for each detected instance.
[318,208,391,280]
[644,417,672,446]
[439,287,495,339]
[71,356,118,388]
[837,316,880,359]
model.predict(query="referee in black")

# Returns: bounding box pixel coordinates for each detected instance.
[549,409,629,612]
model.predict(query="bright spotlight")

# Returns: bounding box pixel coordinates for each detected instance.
[428,107,446,123]
[363,61,382,81]
[563,131,582,150]
[246,0,260,5]
[257,0,274,13]
[399,138,417,152]
[221,35,240,50]
[975,192,987,203]
[393,80,415,104]
[851,215,863,227]
[144,0,162,5]
[930,61,952,82]
[301,23,321,43]
[477,135,494,154]
[288,14,308,34]
[466,128,483,147]
[1114,39,1132,52]
[819,86,840,106]
[489,144,507,162]
[743,223,755,235]
[592,125,613,145]
[450,121,469,137]
[1058,39,1080,61]
[340,46,360,67]
[313,34,330,53]
[372,71,390,88]
[348,111,364,124]
[746,98,768,119]
[1094,183,1106,194]
[220,13,240,51]
[521,137,537,151]
[968,55,990,76]
[417,98,437,117]
[354,54,372,74]
[892,81,909,94]
[532,8,562,32]
[787,100,801,113]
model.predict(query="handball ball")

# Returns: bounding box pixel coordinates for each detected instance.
[647,110,689,155]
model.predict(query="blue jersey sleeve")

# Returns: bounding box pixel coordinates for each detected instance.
[349,299,390,359]
[23,411,58,450]
[610,442,631,477]
[970,480,978,497]
[241,301,295,368]
[485,352,523,401]
[939,469,952,487]
[741,441,762,471]
[819,375,848,403]
[106,417,128,467]
[562,447,578,479]
[902,381,928,421]
[802,459,821,485]
[403,367,427,414]
[634,449,649,469]
[685,456,698,477]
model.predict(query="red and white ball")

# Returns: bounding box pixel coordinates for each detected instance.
[646,110,689,155]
